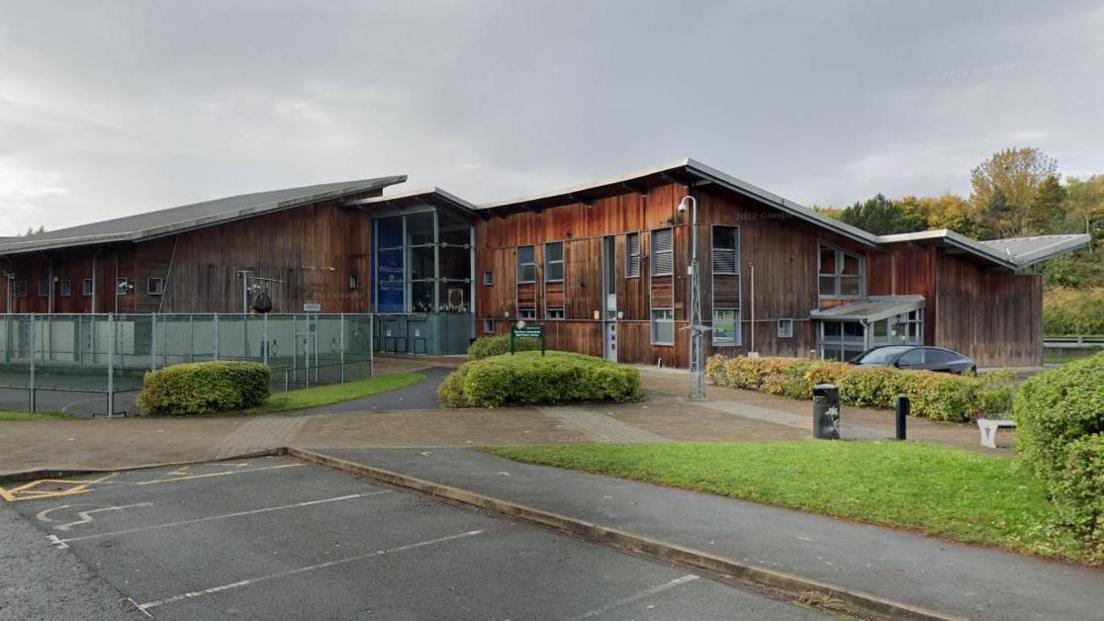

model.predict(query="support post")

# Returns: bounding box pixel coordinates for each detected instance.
[150,313,157,372]
[107,313,115,418]
[262,314,269,366]
[29,313,36,413]
[339,313,346,383]
[895,395,909,440]
[213,314,220,361]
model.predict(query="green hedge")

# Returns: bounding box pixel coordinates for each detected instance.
[467,335,542,360]
[1043,287,1104,336]
[136,361,271,416]
[1014,352,1104,559]
[438,351,642,408]
[704,354,1013,422]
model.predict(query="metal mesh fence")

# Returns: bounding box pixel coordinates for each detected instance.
[0,313,374,417]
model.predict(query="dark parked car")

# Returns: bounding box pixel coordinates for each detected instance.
[850,345,976,375]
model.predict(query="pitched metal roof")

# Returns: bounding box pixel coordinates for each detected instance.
[809,295,925,323]
[0,175,406,256]
[877,230,1091,269]
[479,157,881,247]
[348,187,481,218]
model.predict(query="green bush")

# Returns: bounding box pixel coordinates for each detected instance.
[1014,352,1104,481]
[438,351,642,408]
[137,361,271,416]
[705,354,1013,422]
[1051,434,1104,560]
[1043,287,1104,335]
[467,335,542,360]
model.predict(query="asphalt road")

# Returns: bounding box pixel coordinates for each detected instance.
[4,456,828,620]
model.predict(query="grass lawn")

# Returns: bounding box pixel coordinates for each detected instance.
[0,410,73,421]
[487,441,1087,562]
[241,372,425,415]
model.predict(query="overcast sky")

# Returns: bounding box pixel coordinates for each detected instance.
[1,1,1102,236]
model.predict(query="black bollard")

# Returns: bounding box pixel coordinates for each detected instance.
[895,395,909,440]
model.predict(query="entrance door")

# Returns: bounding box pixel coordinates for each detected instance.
[602,236,618,361]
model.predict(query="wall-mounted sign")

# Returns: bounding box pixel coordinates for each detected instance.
[303,303,321,312]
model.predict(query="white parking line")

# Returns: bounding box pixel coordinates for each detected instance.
[55,491,389,545]
[566,574,700,619]
[137,529,486,613]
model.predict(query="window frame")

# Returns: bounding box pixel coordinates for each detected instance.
[483,319,495,334]
[651,308,675,346]
[147,277,165,296]
[518,308,537,320]
[625,232,641,279]
[651,228,674,277]
[711,225,740,275]
[517,245,536,284]
[712,308,742,346]
[818,242,866,299]
[544,241,564,283]
[16,281,28,298]
[777,318,794,338]
[348,273,360,290]
[483,270,493,286]
[81,278,94,297]
[37,280,49,297]
[59,279,72,297]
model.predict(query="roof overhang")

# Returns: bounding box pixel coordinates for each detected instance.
[478,158,881,248]
[877,230,1091,270]
[810,295,925,323]
[0,175,406,257]
[347,187,482,220]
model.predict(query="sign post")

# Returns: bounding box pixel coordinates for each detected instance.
[510,322,545,356]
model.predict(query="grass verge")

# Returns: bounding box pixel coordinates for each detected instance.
[242,372,425,415]
[0,410,73,421]
[487,441,1088,563]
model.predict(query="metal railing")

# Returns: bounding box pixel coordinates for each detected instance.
[0,313,374,417]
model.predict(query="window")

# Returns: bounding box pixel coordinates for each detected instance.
[517,245,536,283]
[897,348,925,367]
[483,319,494,334]
[818,244,865,298]
[651,228,673,276]
[818,320,866,361]
[82,278,94,296]
[147,278,165,296]
[349,273,359,290]
[544,242,564,282]
[38,280,49,297]
[518,308,536,320]
[651,309,674,345]
[546,309,565,320]
[483,270,493,286]
[777,319,794,338]
[712,226,739,274]
[626,232,641,278]
[16,281,27,297]
[59,279,72,297]
[712,309,741,346]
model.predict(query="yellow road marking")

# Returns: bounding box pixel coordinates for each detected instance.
[1,462,302,503]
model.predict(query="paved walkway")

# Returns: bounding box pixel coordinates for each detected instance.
[315,447,1104,621]
[0,364,1008,477]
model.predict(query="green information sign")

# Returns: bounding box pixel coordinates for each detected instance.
[510,324,546,356]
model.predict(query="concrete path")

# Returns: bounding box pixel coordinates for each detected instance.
[314,447,1104,621]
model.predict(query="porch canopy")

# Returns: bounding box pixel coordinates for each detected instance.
[809,295,925,323]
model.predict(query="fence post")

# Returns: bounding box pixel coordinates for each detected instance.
[262,314,269,366]
[213,314,220,361]
[284,367,289,393]
[150,313,157,372]
[339,313,346,383]
[107,313,115,418]
[369,314,374,378]
[29,313,36,413]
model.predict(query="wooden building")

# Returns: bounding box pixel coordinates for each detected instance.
[0,159,1089,366]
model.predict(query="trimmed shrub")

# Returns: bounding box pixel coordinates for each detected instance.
[1043,287,1104,336]
[137,361,271,416]
[438,351,642,408]
[467,335,542,360]
[1014,352,1104,481]
[1051,434,1104,560]
[705,354,1013,422]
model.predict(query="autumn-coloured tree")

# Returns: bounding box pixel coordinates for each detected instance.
[969,147,1058,238]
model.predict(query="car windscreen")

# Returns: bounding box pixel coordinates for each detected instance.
[855,346,913,364]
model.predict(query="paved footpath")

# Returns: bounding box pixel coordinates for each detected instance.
[315,447,1104,621]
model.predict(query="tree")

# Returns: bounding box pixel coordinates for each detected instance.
[1064,175,1104,254]
[1026,174,1067,234]
[919,194,977,236]
[970,147,1058,238]
[839,193,926,235]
